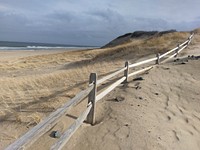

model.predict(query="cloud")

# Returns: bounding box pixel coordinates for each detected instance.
[0,0,200,45]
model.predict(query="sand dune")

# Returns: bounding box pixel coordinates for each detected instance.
[0,30,200,149]
[62,43,200,150]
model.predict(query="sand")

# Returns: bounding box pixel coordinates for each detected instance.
[0,50,69,61]
[0,48,124,149]
[0,34,200,150]
[62,45,200,150]
[68,60,200,150]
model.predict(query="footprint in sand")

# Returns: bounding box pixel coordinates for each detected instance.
[172,130,180,141]
[114,126,130,139]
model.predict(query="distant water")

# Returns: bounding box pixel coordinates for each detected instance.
[0,41,97,50]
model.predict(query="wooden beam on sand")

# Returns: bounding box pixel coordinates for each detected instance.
[159,34,193,60]
[128,66,153,78]
[50,103,92,150]
[5,85,94,150]
[129,57,157,68]
[96,76,126,102]
[159,47,179,59]
[179,39,189,47]
[161,45,188,63]
[96,67,126,86]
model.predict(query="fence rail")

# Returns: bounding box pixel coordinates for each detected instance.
[50,103,92,150]
[96,76,126,102]
[128,66,153,78]
[5,33,194,150]
[5,85,94,150]
[96,67,126,85]
[161,44,188,63]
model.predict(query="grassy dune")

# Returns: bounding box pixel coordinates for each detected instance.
[0,29,199,130]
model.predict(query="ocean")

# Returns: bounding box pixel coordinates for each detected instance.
[0,41,97,50]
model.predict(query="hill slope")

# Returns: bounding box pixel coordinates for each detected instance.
[102,30,177,48]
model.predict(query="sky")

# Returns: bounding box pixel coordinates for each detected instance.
[0,0,200,46]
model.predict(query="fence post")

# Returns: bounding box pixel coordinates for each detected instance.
[187,36,191,45]
[124,61,129,83]
[156,53,160,64]
[175,44,180,57]
[87,73,97,125]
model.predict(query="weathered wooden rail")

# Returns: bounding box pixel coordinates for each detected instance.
[5,33,194,150]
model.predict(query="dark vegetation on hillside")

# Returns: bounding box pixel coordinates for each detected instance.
[102,30,177,48]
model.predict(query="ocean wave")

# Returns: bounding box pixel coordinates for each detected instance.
[0,47,26,50]
[26,46,66,49]
[0,46,91,50]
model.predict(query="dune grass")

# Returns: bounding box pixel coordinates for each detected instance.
[0,59,123,125]
[0,30,196,125]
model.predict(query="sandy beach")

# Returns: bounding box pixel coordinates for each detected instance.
[0,50,69,61]
[0,30,200,150]
[67,51,200,150]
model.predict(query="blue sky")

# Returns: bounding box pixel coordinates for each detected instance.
[0,0,200,46]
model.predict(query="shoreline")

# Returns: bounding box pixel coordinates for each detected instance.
[0,48,96,61]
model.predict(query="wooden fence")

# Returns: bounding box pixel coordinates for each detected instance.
[5,33,194,150]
